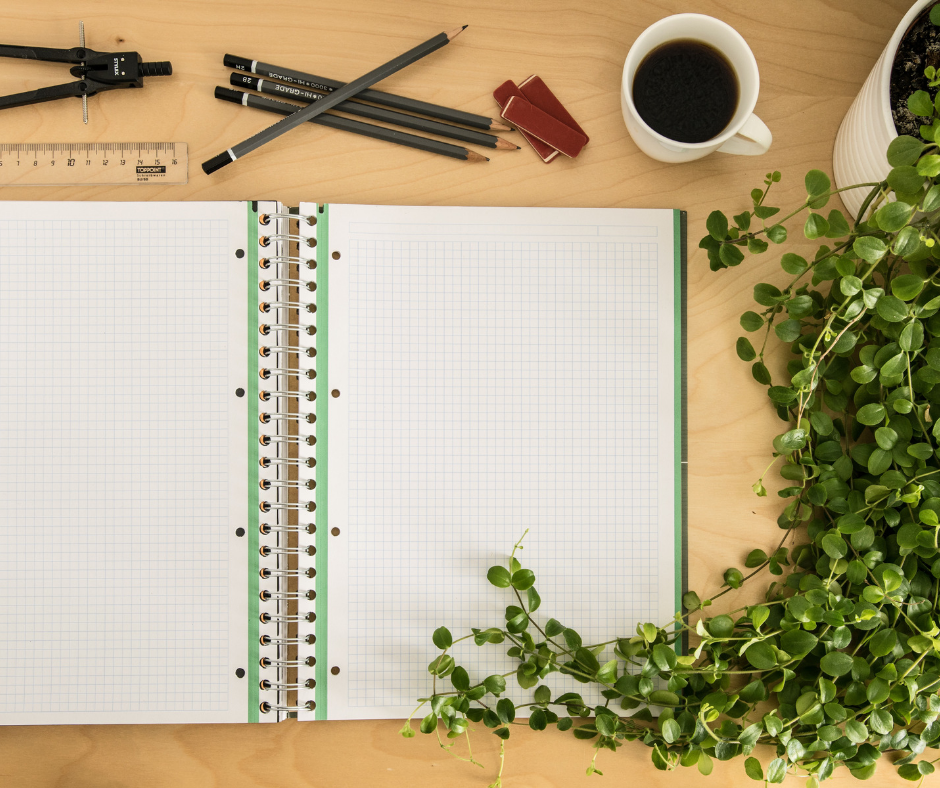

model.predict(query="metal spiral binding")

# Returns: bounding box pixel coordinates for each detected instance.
[257,203,317,718]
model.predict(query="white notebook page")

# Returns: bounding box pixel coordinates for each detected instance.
[320,205,681,720]
[0,202,251,725]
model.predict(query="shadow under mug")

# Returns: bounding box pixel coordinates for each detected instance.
[620,14,772,163]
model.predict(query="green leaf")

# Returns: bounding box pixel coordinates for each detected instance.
[752,361,771,385]
[484,674,507,694]
[820,651,854,676]
[887,135,926,166]
[451,666,470,691]
[841,275,863,296]
[510,568,535,590]
[924,184,940,212]
[487,566,511,588]
[875,201,914,232]
[781,253,808,275]
[754,283,782,306]
[805,169,831,197]
[888,165,925,194]
[652,643,677,671]
[854,236,888,264]
[869,707,893,734]
[745,641,777,670]
[822,533,848,558]
[661,718,681,744]
[894,224,922,256]
[526,586,541,612]
[528,708,547,731]
[856,403,886,425]
[745,549,768,568]
[804,212,830,239]
[892,274,925,301]
[720,244,745,267]
[496,697,515,723]
[740,311,764,331]
[706,211,729,240]
[767,224,787,244]
[869,629,897,657]
[744,756,763,780]
[736,337,757,361]
[698,751,714,776]
[918,154,940,177]
[533,684,551,705]
[766,758,787,784]
[596,658,618,684]
[845,719,868,743]
[900,320,924,351]
[909,89,935,116]
[708,615,734,638]
[420,712,438,733]
[774,320,802,342]
[432,626,453,649]
[648,690,681,706]
[780,629,817,654]
[866,677,890,705]
[827,209,851,237]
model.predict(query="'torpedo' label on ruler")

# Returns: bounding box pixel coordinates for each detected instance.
[0,143,188,185]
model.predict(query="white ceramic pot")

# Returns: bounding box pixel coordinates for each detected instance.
[833,0,934,218]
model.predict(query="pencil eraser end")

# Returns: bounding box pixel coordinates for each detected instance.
[202,151,234,175]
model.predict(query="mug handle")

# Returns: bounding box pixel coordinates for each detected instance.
[716,114,772,156]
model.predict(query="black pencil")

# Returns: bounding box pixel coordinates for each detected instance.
[204,26,467,174]
[231,72,519,151]
[224,53,510,132]
[215,87,488,163]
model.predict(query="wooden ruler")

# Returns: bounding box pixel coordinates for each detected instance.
[0,142,188,185]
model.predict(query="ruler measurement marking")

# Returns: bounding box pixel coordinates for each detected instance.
[0,142,188,185]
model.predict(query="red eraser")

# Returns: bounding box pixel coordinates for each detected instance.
[518,75,589,145]
[500,96,588,159]
[493,80,559,162]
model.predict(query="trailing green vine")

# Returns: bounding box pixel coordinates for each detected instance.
[403,14,940,787]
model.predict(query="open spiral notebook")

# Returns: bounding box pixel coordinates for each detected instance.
[0,201,686,725]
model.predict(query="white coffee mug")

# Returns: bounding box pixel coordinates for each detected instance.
[620,14,772,163]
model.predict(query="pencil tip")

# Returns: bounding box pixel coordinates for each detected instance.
[515,144,521,149]
[462,24,468,29]
[447,25,468,40]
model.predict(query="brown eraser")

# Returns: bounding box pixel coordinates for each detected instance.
[518,75,589,145]
[493,80,559,162]
[500,96,589,159]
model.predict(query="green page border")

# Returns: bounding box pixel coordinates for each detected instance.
[674,210,689,654]
[314,204,330,719]
[247,202,260,722]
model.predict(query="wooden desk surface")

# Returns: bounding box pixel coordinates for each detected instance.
[0,0,921,786]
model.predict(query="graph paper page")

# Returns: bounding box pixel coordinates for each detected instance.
[0,202,251,725]
[322,204,681,720]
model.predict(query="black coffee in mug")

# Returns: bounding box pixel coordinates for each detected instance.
[632,39,739,144]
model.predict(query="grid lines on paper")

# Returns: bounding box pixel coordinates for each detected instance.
[342,235,661,709]
[0,219,231,714]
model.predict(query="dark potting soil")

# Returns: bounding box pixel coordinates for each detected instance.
[890,2,940,136]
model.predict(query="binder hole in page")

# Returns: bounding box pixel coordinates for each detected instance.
[331,667,341,675]
[235,527,245,537]
[235,249,245,258]
[235,668,246,679]
[235,387,245,397]
[331,251,340,259]
[331,389,340,398]
[331,527,340,536]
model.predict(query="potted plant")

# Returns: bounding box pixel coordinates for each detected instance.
[401,11,940,788]
[834,0,935,217]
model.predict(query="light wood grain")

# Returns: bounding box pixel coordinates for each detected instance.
[0,1,924,785]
